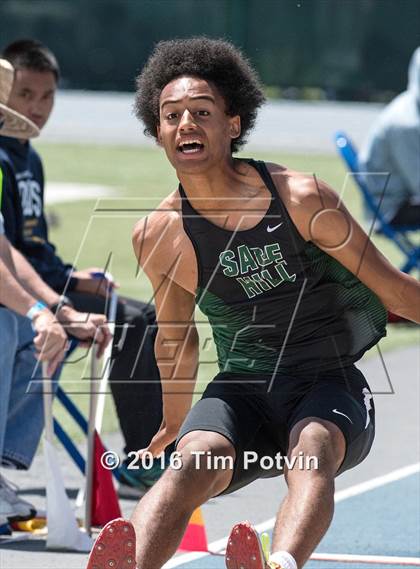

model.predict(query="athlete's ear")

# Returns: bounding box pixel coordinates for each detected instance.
[229,116,241,139]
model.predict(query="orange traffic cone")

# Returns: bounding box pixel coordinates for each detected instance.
[178,507,208,552]
[91,432,122,526]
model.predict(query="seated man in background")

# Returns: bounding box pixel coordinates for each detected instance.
[359,47,420,228]
[0,39,168,497]
[0,214,110,526]
[0,208,64,530]
[0,80,110,525]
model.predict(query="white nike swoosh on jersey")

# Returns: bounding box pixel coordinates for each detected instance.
[266,222,283,232]
[332,409,353,424]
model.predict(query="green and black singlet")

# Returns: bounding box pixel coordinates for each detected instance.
[179,159,387,376]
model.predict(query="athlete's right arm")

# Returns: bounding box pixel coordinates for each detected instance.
[132,212,199,457]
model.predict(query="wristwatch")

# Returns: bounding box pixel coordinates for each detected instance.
[49,295,74,315]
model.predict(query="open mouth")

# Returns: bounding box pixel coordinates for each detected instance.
[177,140,205,154]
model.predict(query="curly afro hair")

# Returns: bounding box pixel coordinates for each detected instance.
[134,37,266,153]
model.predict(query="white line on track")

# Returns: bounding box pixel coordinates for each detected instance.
[163,462,420,568]
[310,552,420,565]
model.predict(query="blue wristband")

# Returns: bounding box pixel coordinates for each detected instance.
[26,301,48,321]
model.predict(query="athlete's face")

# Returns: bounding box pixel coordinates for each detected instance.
[157,76,241,172]
[7,68,56,131]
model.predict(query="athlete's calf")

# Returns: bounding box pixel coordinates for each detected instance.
[130,430,235,569]
[272,418,346,568]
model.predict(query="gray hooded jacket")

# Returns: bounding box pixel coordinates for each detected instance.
[359,47,420,222]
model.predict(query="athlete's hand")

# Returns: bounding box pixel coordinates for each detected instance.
[56,306,112,358]
[73,267,119,298]
[32,309,68,375]
[137,418,182,458]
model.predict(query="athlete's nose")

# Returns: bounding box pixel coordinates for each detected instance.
[179,109,196,131]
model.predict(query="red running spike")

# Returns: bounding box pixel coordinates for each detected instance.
[86,518,136,569]
[225,521,270,569]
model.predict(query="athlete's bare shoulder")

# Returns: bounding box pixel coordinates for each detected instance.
[134,193,181,239]
[266,161,325,201]
[132,190,198,293]
[265,161,342,241]
[132,191,181,272]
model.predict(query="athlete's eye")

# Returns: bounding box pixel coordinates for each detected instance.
[166,112,178,120]
[197,110,210,117]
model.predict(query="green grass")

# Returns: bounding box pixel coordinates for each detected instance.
[35,142,419,442]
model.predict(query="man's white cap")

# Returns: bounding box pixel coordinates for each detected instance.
[0,58,39,139]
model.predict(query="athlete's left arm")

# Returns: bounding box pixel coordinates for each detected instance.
[290,177,420,324]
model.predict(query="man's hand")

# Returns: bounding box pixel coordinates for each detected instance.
[56,306,112,358]
[72,268,119,298]
[32,309,68,375]
[138,420,179,459]
[137,395,192,458]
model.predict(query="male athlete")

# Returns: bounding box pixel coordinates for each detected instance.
[87,38,420,569]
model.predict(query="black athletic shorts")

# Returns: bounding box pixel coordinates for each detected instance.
[176,364,375,495]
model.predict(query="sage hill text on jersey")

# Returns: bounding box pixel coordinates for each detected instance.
[219,243,297,299]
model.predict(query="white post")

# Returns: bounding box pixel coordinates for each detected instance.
[43,362,92,551]
[84,343,100,536]
[95,290,118,433]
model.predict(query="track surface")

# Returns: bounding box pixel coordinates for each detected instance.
[168,467,420,569]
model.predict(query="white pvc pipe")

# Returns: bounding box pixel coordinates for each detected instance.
[42,362,54,443]
[84,343,100,536]
[95,290,118,433]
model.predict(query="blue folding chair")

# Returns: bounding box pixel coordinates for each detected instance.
[334,131,420,274]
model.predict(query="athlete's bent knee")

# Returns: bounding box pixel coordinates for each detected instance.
[288,418,346,476]
[176,431,236,497]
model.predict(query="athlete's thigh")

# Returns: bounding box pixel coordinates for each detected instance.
[286,365,375,474]
[176,373,288,495]
[176,373,269,452]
